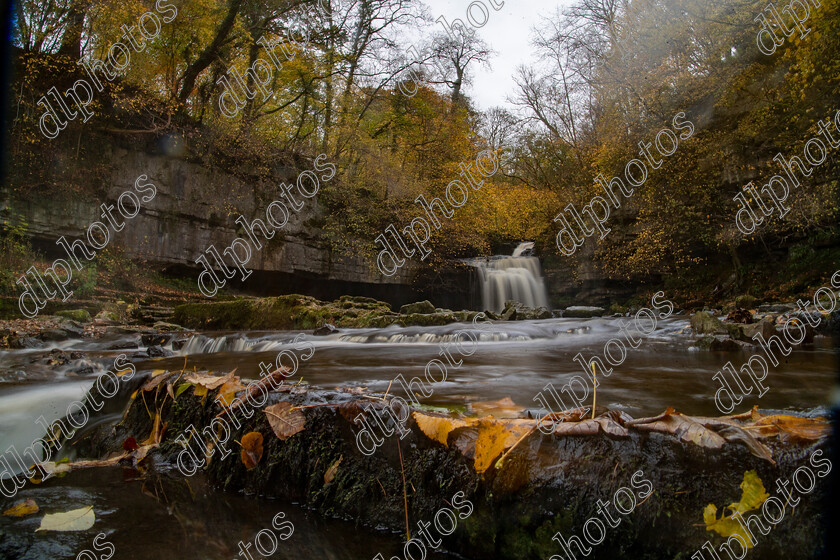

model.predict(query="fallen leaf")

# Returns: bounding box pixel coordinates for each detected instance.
[184,371,234,390]
[36,506,95,532]
[142,413,166,446]
[413,412,473,446]
[754,414,829,442]
[629,409,726,450]
[473,418,535,474]
[264,403,306,440]
[704,471,769,548]
[3,499,39,517]
[324,455,343,484]
[216,379,246,408]
[122,437,139,451]
[240,432,264,470]
[174,382,192,398]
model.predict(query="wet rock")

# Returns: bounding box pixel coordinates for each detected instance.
[733,295,757,309]
[94,310,121,326]
[690,311,727,334]
[43,348,71,365]
[399,300,437,315]
[10,336,42,349]
[696,335,747,351]
[562,306,605,318]
[313,323,339,336]
[59,320,85,336]
[146,345,171,358]
[153,321,188,332]
[758,303,796,313]
[55,309,92,322]
[106,340,140,350]
[725,308,753,324]
[501,301,553,320]
[172,337,191,351]
[39,328,71,341]
[726,317,777,343]
[141,333,175,347]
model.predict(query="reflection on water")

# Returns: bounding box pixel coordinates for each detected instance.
[0,467,454,560]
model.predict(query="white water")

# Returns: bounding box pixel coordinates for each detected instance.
[469,243,551,312]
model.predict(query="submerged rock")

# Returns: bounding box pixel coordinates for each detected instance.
[562,306,606,318]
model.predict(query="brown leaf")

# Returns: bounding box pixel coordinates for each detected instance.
[629,409,726,449]
[3,499,39,517]
[122,437,139,451]
[324,455,343,484]
[184,371,235,390]
[142,371,174,392]
[264,402,306,440]
[754,414,830,442]
[240,432,264,470]
[338,400,366,425]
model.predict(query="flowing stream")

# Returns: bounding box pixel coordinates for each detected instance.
[0,316,835,559]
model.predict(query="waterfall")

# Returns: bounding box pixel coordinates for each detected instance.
[468,242,551,313]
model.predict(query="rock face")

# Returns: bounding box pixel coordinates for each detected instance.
[1,146,417,305]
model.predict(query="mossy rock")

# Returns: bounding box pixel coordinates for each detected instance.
[55,309,92,322]
[689,311,727,335]
[399,300,437,314]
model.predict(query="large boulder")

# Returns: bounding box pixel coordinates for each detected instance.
[399,300,437,315]
[690,311,727,335]
[500,301,553,321]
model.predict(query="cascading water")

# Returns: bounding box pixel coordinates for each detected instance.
[468,242,551,313]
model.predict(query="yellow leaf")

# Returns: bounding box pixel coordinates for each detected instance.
[473,418,535,474]
[412,412,472,446]
[36,506,95,532]
[703,470,769,548]
[3,499,39,517]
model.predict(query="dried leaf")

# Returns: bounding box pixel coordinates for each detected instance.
[240,432,264,470]
[324,455,343,484]
[3,499,39,517]
[122,437,139,451]
[754,414,829,442]
[338,400,366,425]
[629,409,726,449]
[142,372,172,392]
[142,413,165,446]
[193,385,208,398]
[184,371,233,390]
[264,402,306,440]
[36,506,95,532]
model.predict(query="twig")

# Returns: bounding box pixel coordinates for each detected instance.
[383,378,394,399]
[397,438,410,541]
[495,424,537,470]
[591,362,597,420]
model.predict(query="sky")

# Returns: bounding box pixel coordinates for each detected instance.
[421,0,570,110]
